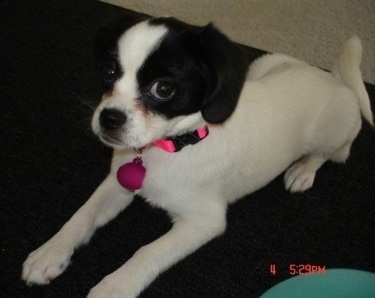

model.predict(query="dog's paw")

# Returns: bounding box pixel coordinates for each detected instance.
[22,239,72,285]
[284,161,316,193]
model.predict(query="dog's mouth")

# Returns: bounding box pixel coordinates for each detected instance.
[99,133,126,148]
[98,130,148,150]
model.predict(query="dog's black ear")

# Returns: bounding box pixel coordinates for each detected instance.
[197,25,250,124]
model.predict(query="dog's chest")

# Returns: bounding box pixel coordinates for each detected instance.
[137,148,209,210]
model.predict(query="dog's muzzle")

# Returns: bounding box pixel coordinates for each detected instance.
[98,108,127,144]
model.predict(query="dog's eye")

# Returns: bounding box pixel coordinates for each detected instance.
[150,80,176,101]
[100,63,117,83]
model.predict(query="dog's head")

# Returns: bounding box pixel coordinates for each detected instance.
[92,17,249,149]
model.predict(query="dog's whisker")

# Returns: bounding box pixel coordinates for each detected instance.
[69,90,96,111]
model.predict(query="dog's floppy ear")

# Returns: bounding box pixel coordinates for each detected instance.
[197,25,250,124]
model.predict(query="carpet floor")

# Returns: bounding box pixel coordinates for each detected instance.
[1,1,375,297]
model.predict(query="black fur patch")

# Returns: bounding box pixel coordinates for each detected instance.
[137,18,209,119]
[94,16,147,91]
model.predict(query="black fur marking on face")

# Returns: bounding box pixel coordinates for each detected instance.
[137,34,206,119]
[94,16,148,91]
[138,18,251,123]
[136,20,209,119]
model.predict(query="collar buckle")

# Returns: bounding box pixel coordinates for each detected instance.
[153,126,209,153]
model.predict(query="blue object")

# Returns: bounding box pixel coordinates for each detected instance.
[261,269,375,298]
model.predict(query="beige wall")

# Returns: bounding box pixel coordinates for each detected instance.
[102,0,375,84]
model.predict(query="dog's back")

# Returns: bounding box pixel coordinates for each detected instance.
[215,37,372,196]
[248,36,373,127]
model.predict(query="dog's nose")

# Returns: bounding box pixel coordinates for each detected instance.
[99,108,127,130]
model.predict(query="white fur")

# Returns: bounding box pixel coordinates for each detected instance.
[23,32,372,298]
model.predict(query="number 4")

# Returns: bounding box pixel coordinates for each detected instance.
[270,264,277,275]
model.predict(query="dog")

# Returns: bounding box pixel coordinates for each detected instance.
[22,16,373,297]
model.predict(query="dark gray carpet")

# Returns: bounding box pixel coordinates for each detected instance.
[1,1,375,297]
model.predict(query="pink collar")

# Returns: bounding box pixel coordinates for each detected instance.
[152,126,209,152]
[117,126,209,190]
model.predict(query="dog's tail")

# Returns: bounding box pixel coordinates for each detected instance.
[332,36,373,126]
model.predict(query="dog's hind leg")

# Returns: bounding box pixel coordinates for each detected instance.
[284,129,357,193]
[329,143,352,163]
[329,115,361,164]
[284,155,327,193]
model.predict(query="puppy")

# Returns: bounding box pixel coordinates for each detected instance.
[22,17,373,297]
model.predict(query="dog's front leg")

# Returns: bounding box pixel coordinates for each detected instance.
[22,174,134,285]
[88,200,227,298]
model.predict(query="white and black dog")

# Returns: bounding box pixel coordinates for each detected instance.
[22,17,373,297]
